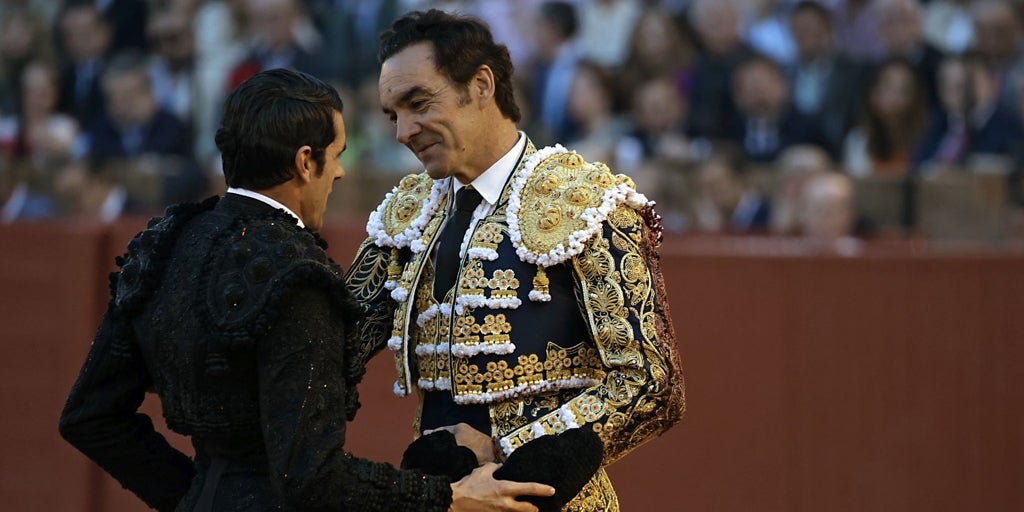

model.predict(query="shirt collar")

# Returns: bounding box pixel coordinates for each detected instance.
[226,187,305,228]
[453,131,526,207]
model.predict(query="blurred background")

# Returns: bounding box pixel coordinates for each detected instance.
[1,0,1022,511]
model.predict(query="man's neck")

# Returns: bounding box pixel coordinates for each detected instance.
[455,121,520,184]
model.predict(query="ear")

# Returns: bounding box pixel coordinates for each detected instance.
[293,145,315,183]
[472,64,496,106]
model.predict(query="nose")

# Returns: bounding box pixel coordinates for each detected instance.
[336,162,345,180]
[395,115,420,145]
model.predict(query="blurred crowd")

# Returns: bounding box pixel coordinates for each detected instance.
[2,0,1024,244]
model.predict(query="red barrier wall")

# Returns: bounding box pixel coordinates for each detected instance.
[2,220,1022,511]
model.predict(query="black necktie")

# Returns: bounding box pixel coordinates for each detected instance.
[433,187,483,301]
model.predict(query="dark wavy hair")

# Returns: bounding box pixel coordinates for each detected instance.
[378,9,521,123]
[215,68,344,190]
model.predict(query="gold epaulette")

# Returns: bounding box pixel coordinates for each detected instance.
[366,172,447,250]
[508,146,649,268]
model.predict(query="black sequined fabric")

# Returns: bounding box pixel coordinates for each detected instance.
[60,194,453,511]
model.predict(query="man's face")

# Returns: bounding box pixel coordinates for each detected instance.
[61,7,110,63]
[301,110,346,232]
[790,10,832,62]
[379,42,485,183]
[104,71,157,128]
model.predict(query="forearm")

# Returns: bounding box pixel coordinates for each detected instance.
[59,313,194,511]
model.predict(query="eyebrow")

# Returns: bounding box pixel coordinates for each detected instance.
[381,85,430,114]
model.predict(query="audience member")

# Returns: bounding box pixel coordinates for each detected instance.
[227,0,331,89]
[686,0,754,140]
[693,149,771,233]
[787,0,865,158]
[565,60,631,165]
[730,54,821,163]
[528,1,582,145]
[56,0,113,127]
[771,144,833,235]
[797,171,863,253]
[0,59,80,222]
[618,8,697,107]
[914,53,1024,173]
[843,59,929,177]
[969,0,1024,109]
[0,6,52,117]
[617,76,696,174]
[85,51,205,214]
[873,0,943,107]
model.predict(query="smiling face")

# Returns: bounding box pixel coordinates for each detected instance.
[379,42,490,183]
[300,110,346,232]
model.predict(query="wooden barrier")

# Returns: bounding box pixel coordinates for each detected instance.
[1,221,1022,511]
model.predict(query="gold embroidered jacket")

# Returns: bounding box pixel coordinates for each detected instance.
[346,141,684,465]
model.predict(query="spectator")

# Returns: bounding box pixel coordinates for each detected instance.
[0,6,52,117]
[565,60,631,166]
[528,1,581,145]
[56,0,113,127]
[914,53,1024,173]
[686,0,754,140]
[146,8,197,126]
[0,60,79,221]
[730,54,821,163]
[787,0,866,158]
[833,0,885,62]
[693,149,771,233]
[617,76,696,174]
[227,0,331,89]
[771,144,832,235]
[86,51,206,214]
[618,7,697,107]
[797,171,863,253]
[873,0,943,107]
[843,59,929,177]
[969,0,1024,110]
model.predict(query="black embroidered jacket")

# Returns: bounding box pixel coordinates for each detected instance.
[59,194,452,512]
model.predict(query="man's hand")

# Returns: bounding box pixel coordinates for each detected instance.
[425,423,496,465]
[449,463,555,512]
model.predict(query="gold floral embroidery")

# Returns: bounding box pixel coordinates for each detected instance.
[453,341,605,398]
[564,468,619,512]
[487,269,520,300]
[472,222,505,251]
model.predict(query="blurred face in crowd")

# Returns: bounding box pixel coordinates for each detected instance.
[971,1,1020,64]
[246,0,298,49]
[734,59,788,120]
[634,11,683,68]
[800,173,854,240]
[692,0,741,57]
[567,65,612,127]
[379,42,492,183]
[790,7,833,63]
[103,70,158,128]
[870,63,917,125]
[148,11,195,69]
[60,5,111,63]
[21,62,59,118]
[300,110,346,232]
[1,9,39,64]
[633,78,685,134]
[876,0,923,57]
[699,158,743,215]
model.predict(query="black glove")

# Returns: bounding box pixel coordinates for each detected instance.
[400,430,477,482]
[493,427,604,512]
